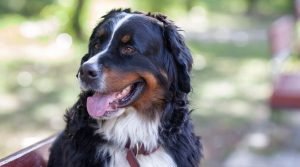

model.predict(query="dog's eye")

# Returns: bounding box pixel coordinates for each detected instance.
[121,46,135,55]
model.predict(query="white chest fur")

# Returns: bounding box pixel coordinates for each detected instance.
[108,147,176,167]
[95,108,176,167]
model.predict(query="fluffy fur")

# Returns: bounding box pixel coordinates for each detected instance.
[48,9,202,167]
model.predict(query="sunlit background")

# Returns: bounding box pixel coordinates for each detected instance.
[1,0,300,166]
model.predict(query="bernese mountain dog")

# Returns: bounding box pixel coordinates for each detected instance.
[48,9,202,167]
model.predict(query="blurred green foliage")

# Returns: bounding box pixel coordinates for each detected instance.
[0,0,90,41]
[198,0,293,15]
[132,0,293,15]
[0,0,54,16]
[0,0,294,40]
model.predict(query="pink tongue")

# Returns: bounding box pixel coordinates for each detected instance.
[86,93,116,118]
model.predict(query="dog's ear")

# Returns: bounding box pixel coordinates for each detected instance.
[155,15,193,93]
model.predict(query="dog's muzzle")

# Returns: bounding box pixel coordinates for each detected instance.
[79,63,100,82]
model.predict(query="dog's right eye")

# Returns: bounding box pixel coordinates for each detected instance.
[121,46,135,55]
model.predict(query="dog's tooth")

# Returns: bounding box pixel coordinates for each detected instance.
[122,90,127,95]
[123,86,131,94]
[116,85,131,100]
[116,93,123,99]
[120,90,125,96]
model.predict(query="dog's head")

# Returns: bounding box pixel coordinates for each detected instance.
[77,9,192,119]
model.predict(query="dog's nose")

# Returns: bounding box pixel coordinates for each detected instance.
[80,63,99,79]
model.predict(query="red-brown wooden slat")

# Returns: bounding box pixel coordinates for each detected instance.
[268,12,300,109]
[270,73,300,108]
[0,135,56,167]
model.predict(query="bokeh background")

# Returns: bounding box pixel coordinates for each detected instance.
[1,0,300,166]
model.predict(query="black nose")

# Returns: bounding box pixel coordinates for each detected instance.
[80,63,99,80]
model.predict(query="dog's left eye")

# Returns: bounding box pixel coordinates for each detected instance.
[121,46,135,55]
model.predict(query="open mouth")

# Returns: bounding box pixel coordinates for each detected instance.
[86,81,145,118]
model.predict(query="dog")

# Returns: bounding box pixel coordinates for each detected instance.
[48,9,202,167]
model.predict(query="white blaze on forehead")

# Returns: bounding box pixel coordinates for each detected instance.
[84,13,133,65]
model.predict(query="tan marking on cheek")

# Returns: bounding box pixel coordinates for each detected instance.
[101,68,165,116]
[141,72,158,90]
[121,34,131,43]
[133,72,165,113]
[103,69,139,92]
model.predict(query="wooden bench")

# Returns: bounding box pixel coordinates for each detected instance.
[270,73,300,108]
[0,135,56,167]
[269,13,300,109]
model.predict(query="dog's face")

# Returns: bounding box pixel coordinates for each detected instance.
[77,9,192,120]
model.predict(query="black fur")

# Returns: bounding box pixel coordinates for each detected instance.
[48,93,111,167]
[48,9,202,167]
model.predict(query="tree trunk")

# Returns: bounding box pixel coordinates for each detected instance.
[246,0,258,15]
[71,0,85,40]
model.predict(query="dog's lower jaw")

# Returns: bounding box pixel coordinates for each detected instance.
[95,107,177,167]
[97,108,127,120]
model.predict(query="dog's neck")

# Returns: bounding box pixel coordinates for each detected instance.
[95,107,160,151]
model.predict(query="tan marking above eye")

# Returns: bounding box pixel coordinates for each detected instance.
[97,28,105,37]
[94,43,100,49]
[121,35,131,43]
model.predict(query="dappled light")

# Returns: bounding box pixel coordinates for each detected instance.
[19,20,60,39]
[17,71,33,87]
[55,33,73,50]
[247,132,270,149]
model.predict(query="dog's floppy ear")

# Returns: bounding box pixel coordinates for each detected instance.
[155,15,193,93]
